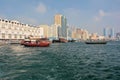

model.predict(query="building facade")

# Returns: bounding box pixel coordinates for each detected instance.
[0,18,43,40]
[89,33,98,40]
[50,24,59,39]
[38,25,50,38]
[71,27,89,40]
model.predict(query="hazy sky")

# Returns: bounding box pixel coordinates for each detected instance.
[0,0,120,35]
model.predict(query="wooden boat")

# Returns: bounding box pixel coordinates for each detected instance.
[68,39,76,42]
[59,38,68,43]
[85,40,107,44]
[22,38,50,47]
[20,39,30,45]
[52,38,68,43]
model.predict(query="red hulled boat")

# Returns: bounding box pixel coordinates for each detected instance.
[21,38,50,47]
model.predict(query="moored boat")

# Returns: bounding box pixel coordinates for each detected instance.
[20,39,30,45]
[68,39,76,42]
[52,38,68,43]
[59,38,68,43]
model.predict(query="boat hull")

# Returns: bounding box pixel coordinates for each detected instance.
[85,42,107,44]
[24,41,50,47]
[21,38,50,47]
[85,41,107,44]
[52,38,68,43]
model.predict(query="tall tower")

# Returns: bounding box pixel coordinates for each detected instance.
[103,27,115,39]
[54,14,62,26]
[103,28,108,38]
[110,28,114,38]
[54,14,67,39]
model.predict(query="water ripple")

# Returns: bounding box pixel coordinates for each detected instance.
[0,42,120,80]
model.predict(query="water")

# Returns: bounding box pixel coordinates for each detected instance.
[0,41,120,80]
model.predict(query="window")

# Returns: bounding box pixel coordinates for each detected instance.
[2,33,5,39]
[20,35,22,39]
[14,34,17,39]
[8,34,12,39]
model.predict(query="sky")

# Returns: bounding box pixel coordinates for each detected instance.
[0,0,120,35]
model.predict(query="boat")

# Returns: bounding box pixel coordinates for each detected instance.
[59,38,68,43]
[85,40,107,44]
[52,38,68,43]
[22,38,50,47]
[68,39,76,42]
[20,39,30,45]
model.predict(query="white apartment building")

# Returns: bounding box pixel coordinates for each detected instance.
[0,18,43,40]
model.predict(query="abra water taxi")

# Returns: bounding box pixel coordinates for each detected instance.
[21,38,50,47]
[52,38,68,43]
[85,40,107,44]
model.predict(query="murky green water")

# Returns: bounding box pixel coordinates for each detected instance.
[0,41,120,80]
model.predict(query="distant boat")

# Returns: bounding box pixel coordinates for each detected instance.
[85,40,107,44]
[59,38,68,43]
[68,39,76,42]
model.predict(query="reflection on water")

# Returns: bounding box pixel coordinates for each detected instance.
[10,45,24,52]
[0,41,120,80]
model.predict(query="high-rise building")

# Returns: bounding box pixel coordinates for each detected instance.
[103,28,108,38]
[54,14,62,26]
[54,14,67,39]
[103,27,115,39]
[109,28,114,38]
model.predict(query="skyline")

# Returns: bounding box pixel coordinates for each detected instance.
[0,0,120,35]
